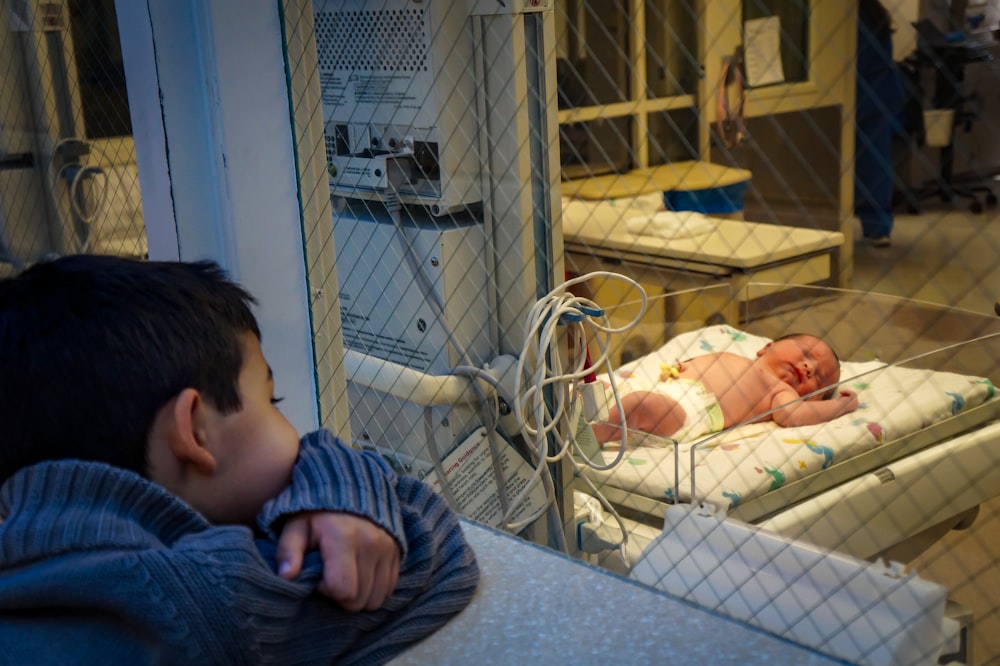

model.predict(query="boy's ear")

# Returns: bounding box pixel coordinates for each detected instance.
[757,343,771,358]
[166,388,218,476]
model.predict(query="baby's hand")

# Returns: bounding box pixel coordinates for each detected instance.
[836,389,859,415]
[276,511,401,611]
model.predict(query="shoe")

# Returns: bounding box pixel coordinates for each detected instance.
[867,235,891,248]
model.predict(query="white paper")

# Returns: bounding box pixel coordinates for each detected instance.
[420,427,548,529]
[744,16,785,87]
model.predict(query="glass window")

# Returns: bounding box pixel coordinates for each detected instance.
[555,0,630,109]
[647,108,699,166]
[68,0,132,139]
[645,0,699,98]
[555,0,700,176]
[560,116,632,179]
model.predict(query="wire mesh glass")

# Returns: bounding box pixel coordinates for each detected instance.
[7,0,1000,661]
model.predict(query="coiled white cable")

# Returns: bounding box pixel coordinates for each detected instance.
[503,271,646,559]
[70,166,108,226]
[47,138,108,253]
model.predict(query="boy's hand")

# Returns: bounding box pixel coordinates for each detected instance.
[276,511,401,611]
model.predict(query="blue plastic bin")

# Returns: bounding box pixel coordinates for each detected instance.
[663,180,750,215]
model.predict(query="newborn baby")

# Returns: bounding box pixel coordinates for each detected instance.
[591,333,859,444]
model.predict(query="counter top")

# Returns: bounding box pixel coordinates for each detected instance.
[390,520,840,665]
[562,196,844,270]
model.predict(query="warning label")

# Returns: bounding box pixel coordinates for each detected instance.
[420,427,548,530]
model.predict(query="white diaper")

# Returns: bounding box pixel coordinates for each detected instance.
[605,377,725,445]
[652,378,725,442]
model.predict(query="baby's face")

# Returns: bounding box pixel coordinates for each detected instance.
[757,336,839,399]
[205,332,301,525]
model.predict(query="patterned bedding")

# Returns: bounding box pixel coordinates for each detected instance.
[582,325,996,511]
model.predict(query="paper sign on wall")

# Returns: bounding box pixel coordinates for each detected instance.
[744,16,785,87]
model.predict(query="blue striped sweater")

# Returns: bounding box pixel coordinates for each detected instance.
[0,429,479,664]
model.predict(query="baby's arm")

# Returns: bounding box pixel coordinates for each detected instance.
[769,388,859,427]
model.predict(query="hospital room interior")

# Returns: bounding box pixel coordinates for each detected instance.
[3,0,1000,663]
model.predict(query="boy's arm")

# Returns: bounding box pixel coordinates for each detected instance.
[167,496,476,665]
[258,429,407,554]
[258,430,407,610]
[769,388,859,427]
[342,473,480,665]
[252,429,478,662]
[258,459,479,663]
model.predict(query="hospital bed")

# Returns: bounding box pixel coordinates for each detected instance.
[574,286,1000,570]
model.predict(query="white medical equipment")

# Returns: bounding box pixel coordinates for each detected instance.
[333,201,491,464]
[315,0,482,214]
[314,0,566,536]
[631,504,958,666]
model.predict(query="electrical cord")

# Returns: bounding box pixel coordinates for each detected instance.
[70,166,108,226]
[47,137,108,253]
[504,271,647,561]
[380,169,642,555]
[384,164,511,520]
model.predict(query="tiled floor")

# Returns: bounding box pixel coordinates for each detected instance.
[852,206,1000,666]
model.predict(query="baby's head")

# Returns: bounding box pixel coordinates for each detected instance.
[756,333,841,400]
[0,255,299,524]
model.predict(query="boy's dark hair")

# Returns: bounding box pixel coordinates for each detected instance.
[0,254,260,483]
[772,333,841,400]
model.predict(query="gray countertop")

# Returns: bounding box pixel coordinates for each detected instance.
[391,519,842,665]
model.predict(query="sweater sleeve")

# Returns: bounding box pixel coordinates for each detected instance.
[339,474,480,666]
[179,441,480,664]
[249,429,479,663]
[0,458,479,665]
[257,429,408,558]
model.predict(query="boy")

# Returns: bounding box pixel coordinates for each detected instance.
[592,334,859,444]
[0,255,479,664]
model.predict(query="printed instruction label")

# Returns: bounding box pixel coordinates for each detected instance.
[420,427,548,530]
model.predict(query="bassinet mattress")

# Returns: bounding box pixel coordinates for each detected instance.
[583,325,996,511]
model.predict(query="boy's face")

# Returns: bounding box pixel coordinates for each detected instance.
[756,336,839,400]
[203,332,301,525]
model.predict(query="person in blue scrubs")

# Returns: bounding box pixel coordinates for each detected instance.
[855,0,905,247]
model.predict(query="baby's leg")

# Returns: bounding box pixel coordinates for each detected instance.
[591,390,687,443]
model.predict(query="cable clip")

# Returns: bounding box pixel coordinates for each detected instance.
[558,304,605,325]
